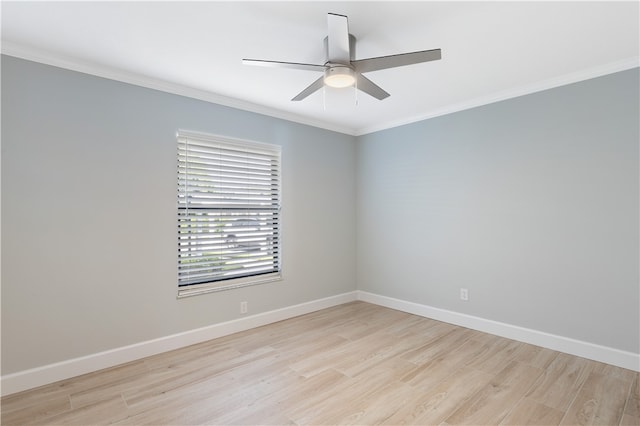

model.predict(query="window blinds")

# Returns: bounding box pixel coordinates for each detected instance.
[177,131,281,294]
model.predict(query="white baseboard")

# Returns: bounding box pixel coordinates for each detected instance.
[3,289,637,396]
[356,290,640,372]
[0,291,358,396]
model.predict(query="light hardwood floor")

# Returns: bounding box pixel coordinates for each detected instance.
[2,302,638,425]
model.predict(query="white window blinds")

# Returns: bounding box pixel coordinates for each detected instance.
[177,130,281,296]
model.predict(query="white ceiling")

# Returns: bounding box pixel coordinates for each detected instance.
[2,1,639,135]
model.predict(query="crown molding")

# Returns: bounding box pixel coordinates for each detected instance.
[1,41,357,136]
[2,42,637,137]
[355,57,640,136]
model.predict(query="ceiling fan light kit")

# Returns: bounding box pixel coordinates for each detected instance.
[243,13,441,102]
[324,66,356,88]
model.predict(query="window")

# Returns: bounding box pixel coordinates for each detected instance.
[177,130,281,297]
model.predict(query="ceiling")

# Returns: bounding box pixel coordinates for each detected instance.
[2,1,639,135]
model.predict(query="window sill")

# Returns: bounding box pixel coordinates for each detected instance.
[177,272,282,298]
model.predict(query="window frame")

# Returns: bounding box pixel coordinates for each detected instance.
[177,130,282,298]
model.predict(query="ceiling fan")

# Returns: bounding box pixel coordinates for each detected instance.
[242,13,442,101]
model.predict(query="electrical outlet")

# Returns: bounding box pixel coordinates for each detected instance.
[240,301,248,314]
[460,288,469,301]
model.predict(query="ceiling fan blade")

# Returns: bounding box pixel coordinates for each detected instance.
[356,74,390,100]
[242,59,326,72]
[291,76,325,101]
[352,49,441,73]
[326,13,350,64]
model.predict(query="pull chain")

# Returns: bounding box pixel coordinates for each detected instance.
[355,78,359,106]
[322,86,326,111]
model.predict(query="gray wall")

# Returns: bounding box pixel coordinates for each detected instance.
[2,55,638,376]
[357,68,639,353]
[1,56,357,374]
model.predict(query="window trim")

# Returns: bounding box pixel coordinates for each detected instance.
[176,130,282,298]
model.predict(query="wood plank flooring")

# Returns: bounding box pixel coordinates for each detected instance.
[2,302,638,425]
